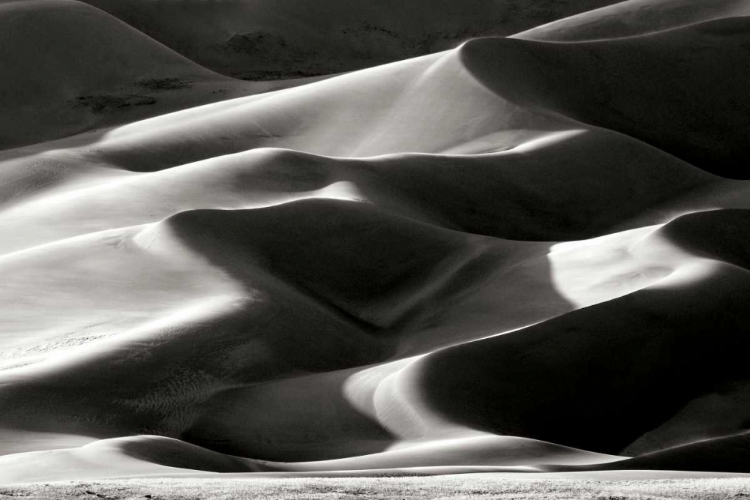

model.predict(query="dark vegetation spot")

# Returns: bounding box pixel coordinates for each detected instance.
[76,94,157,114]
[220,30,317,79]
[223,31,291,56]
[138,77,192,91]
[240,69,323,80]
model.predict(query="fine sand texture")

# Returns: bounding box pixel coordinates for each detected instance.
[2,0,750,486]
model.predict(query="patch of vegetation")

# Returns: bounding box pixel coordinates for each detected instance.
[2,477,750,500]
[76,94,157,114]
[138,78,193,91]
[239,69,325,81]
[223,31,292,56]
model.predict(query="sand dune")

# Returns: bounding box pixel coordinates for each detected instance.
[599,432,750,473]
[0,436,255,484]
[0,132,719,254]
[0,0,329,150]
[2,0,750,486]
[0,433,622,483]
[464,20,750,177]
[409,221,750,455]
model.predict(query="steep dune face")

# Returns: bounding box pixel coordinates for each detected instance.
[462,20,750,177]
[2,0,750,485]
[76,0,626,79]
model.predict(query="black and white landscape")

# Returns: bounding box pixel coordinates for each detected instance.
[1,0,750,492]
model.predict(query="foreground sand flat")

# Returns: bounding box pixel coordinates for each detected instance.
[2,475,750,499]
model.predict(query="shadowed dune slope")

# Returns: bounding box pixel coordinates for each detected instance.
[158,200,508,330]
[462,19,750,178]
[76,0,625,79]
[600,432,750,474]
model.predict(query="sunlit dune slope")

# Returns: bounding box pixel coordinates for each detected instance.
[0,436,258,484]
[0,131,719,256]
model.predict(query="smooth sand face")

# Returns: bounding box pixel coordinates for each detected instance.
[2,0,750,485]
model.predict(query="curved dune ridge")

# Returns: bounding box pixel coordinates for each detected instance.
[1,0,750,484]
